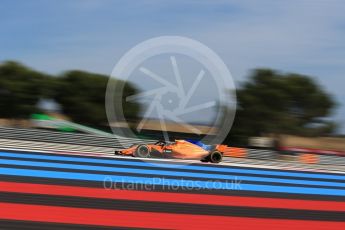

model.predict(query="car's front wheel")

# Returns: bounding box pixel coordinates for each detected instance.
[135,144,150,158]
[209,151,223,163]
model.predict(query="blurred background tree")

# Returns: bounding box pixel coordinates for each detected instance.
[0,61,53,118]
[54,71,110,128]
[54,70,140,130]
[0,61,337,139]
[0,61,141,130]
[228,69,337,145]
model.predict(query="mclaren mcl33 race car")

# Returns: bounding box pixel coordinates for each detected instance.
[115,139,228,163]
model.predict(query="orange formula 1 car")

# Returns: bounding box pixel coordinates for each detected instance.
[115,140,228,163]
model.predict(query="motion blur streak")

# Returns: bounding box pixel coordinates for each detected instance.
[0,181,344,212]
[1,202,344,230]
[0,149,344,229]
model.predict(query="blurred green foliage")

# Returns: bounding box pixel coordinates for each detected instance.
[55,70,140,127]
[0,61,52,118]
[227,69,337,145]
[0,61,140,128]
[0,61,337,140]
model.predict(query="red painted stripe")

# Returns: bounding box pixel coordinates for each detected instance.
[0,202,343,230]
[1,181,344,212]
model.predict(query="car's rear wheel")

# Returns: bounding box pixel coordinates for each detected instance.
[209,151,223,163]
[135,144,150,158]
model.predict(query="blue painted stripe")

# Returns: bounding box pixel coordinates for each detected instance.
[0,167,344,196]
[1,151,344,180]
[1,158,345,188]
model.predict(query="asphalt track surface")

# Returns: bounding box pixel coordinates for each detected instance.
[0,149,344,229]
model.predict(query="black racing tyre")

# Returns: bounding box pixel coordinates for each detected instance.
[209,151,223,163]
[135,144,150,158]
[200,155,210,162]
